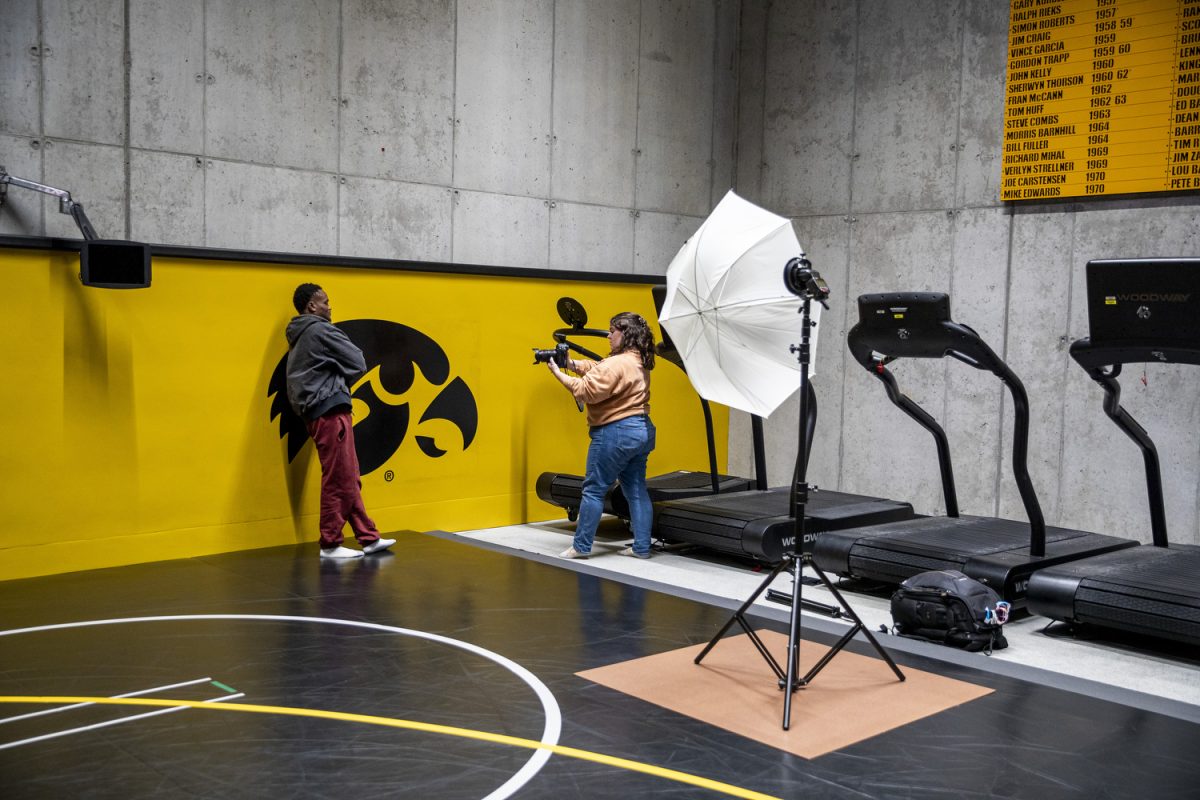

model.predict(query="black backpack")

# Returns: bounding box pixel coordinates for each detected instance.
[890,569,1009,654]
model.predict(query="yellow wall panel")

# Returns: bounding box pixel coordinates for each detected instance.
[0,248,727,580]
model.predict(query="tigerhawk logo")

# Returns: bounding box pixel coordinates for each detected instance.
[267,319,478,474]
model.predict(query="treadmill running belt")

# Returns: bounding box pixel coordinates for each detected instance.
[816,515,1134,605]
[654,486,915,563]
[1029,547,1200,645]
[535,469,755,521]
[844,516,1105,557]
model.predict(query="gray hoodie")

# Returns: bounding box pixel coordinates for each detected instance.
[285,314,367,421]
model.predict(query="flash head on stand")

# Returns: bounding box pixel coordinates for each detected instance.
[783,255,830,307]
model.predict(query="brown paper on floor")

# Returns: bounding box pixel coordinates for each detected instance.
[577,629,993,759]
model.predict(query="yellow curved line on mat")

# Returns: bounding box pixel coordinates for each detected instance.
[0,696,781,800]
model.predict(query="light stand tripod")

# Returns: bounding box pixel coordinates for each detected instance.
[694,258,905,730]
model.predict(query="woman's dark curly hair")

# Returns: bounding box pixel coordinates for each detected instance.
[609,312,655,370]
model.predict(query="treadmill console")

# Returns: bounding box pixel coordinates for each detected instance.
[1086,259,1200,347]
[857,292,951,330]
[1075,259,1200,369]
[851,292,955,360]
[556,296,589,329]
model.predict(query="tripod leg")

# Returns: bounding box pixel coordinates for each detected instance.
[694,559,789,667]
[781,553,805,729]
[807,557,906,682]
[742,624,787,682]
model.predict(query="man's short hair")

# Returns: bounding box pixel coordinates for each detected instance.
[293,283,322,313]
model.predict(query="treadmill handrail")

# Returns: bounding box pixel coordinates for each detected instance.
[864,363,960,518]
[848,303,1048,555]
[553,325,609,341]
[1070,338,1171,547]
[652,335,724,493]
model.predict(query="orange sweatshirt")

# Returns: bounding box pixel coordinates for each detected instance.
[563,351,651,427]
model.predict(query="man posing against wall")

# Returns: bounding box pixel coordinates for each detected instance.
[285,283,395,559]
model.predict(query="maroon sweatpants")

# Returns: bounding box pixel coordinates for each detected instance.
[305,409,381,550]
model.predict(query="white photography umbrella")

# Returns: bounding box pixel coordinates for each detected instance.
[659,190,818,418]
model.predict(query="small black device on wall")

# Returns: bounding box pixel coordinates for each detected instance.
[80,240,152,289]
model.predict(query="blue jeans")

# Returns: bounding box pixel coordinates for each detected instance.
[573,415,656,556]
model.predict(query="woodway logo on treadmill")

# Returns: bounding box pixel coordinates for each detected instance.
[1114,293,1192,302]
[267,319,478,475]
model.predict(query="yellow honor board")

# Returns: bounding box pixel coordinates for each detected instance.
[1003,0,1200,201]
[0,247,728,580]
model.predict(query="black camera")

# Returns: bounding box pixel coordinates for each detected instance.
[532,341,570,368]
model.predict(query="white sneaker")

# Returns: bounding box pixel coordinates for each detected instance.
[363,537,396,555]
[559,547,589,559]
[618,546,651,559]
[319,546,363,559]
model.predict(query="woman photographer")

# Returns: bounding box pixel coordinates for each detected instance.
[546,312,657,559]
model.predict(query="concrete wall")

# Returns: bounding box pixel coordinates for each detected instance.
[731,0,1200,547]
[0,0,738,276]
[6,0,1200,548]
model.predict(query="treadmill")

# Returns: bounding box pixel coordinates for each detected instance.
[1027,258,1200,645]
[811,292,1138,607]
[534,293,754,524]
[651,415,919,563]
[650,297,917,564]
